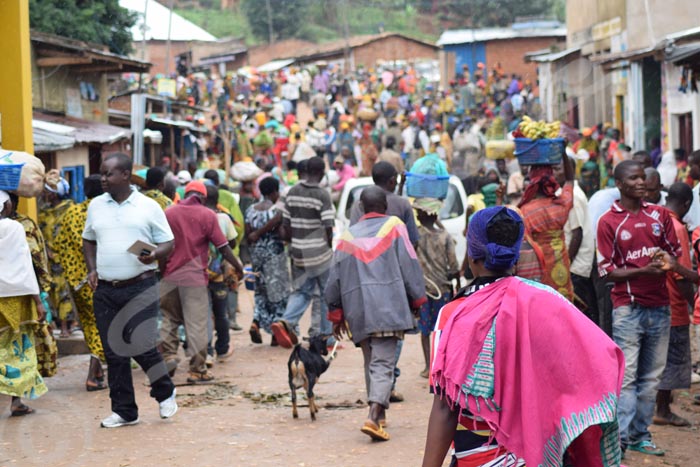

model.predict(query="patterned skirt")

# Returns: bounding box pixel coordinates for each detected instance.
[0,296,48,399]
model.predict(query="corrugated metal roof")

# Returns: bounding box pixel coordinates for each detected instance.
[120,0,217,42]
[437,26,566,46]
[257,59,296,73]
[34,112,132,145]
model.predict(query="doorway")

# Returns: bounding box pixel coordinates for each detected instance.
[678,112,693,155]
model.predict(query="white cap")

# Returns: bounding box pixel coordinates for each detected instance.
[176,170,192,184]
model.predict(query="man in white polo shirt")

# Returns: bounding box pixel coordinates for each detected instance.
[83,153,178,428]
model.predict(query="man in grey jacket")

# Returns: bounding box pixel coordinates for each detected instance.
[326,186,426,442]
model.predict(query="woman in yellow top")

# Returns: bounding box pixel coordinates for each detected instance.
[38,170,75,337]
[54,175,107,391]
[0,190,48,416]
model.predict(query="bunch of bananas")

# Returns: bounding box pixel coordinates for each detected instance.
[518,116,561,139]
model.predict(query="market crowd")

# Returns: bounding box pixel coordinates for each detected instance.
[1,58,698,465]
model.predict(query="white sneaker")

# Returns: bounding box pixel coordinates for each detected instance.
[100,413,139,428]
[159,388,178,419]
[206,354,214,368]
[691,372,700,384]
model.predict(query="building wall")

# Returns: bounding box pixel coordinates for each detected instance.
[31,50,109,123]
[665,63,700,152]
[486,37,564,83]
[55,145,89,171]
[132,40,193,75]
[352,37,438,70]
[626,0,700,50]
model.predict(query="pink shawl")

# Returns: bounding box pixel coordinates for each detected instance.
[431,277,624,467]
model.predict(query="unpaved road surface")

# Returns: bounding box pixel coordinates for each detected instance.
[1,289,698,467]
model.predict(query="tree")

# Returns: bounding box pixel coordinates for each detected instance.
[29,0,136,56]
[436,0,555,27]
[241,0,310,43]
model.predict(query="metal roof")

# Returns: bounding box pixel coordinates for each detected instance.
[120,0,217,42]
[34,111,132,145]
[437,26,566,46]
[527,47,581,63]
[256,59,296,73]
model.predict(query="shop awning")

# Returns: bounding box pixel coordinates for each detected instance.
[256,58,296,73]
[32,120,76,152]
[527,47,580,63]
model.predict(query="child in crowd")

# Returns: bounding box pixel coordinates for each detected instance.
[413,198,459,378]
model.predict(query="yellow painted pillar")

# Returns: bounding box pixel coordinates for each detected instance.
[0,1,37,219]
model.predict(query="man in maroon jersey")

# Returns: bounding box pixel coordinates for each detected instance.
[597,160,682,457]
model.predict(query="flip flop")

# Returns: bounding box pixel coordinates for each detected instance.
[360,420,390,441]
[270,321,297,349]
[11,403,34,417]
[627,440,665,456]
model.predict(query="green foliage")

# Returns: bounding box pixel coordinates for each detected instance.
[430,0,556,27]
[176,8,253,40]
[241,0,311,43]
[29,0,136,55]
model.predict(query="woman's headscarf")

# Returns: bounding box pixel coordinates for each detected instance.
[517,165,559,208]
[467,206,524,271]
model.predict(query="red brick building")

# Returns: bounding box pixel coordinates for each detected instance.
[437,23,566,87]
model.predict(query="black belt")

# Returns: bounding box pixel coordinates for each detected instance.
[99,271,156,288]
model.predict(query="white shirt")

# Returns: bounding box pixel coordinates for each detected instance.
[683,184,700,231]
[83,189,174,281]
[564,182,594,278]
[401,126,415,153]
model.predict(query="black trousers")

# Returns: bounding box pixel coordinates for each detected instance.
[93,276,174,421]
[571,272,599,325]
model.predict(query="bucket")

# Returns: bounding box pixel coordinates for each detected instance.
[243,266,256,291]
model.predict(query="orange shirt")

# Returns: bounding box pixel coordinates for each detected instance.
[667,211,691,326]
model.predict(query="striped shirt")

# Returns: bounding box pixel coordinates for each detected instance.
[282,181,335,269]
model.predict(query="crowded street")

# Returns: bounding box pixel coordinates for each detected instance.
[3,1,700,466]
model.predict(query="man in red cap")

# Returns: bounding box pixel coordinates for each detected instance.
[160,181,242,383]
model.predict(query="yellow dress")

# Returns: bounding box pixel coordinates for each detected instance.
[38,199,76,322]
[54,199,104,360]
[143,189,173,211]
[0,296,48,399]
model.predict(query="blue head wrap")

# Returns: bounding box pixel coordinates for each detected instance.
[467,206,524,271]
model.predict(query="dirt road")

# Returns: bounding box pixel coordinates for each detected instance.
[1,289,698,467]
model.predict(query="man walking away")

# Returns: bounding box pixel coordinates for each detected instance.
[271,157,335,348]
[83,153,177,428]
[597,160,682,456]
[326,186,426,441]
[160,181,242,383]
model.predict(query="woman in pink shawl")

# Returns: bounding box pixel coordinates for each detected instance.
[422,206,625,467]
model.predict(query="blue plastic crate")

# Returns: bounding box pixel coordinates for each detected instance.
[405,172,450,199]
[514,138,565,165]
[0,163,24,191]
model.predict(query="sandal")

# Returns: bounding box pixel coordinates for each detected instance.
[86,379,108,392]
[360,420,390,441]
[11,403,34,417]
[249,322,263,344]
[187,371,215,384]
[270,321,297,349]
[627,440,665,456]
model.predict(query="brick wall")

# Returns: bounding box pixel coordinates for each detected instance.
[133,41,193,75]
[353,36,438,69]
[485,37,565,83]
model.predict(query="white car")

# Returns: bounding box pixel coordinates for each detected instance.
[334,176,468,262]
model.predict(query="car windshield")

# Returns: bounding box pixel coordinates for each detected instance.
[344,184,463,220]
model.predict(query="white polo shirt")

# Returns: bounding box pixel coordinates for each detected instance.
[82,188,174,281]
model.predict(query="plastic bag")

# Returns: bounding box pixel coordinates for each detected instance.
[409,152,448,176]
[230,161,263,182]
[0,149,45,198]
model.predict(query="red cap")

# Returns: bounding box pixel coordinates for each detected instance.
[185,180,207,197]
